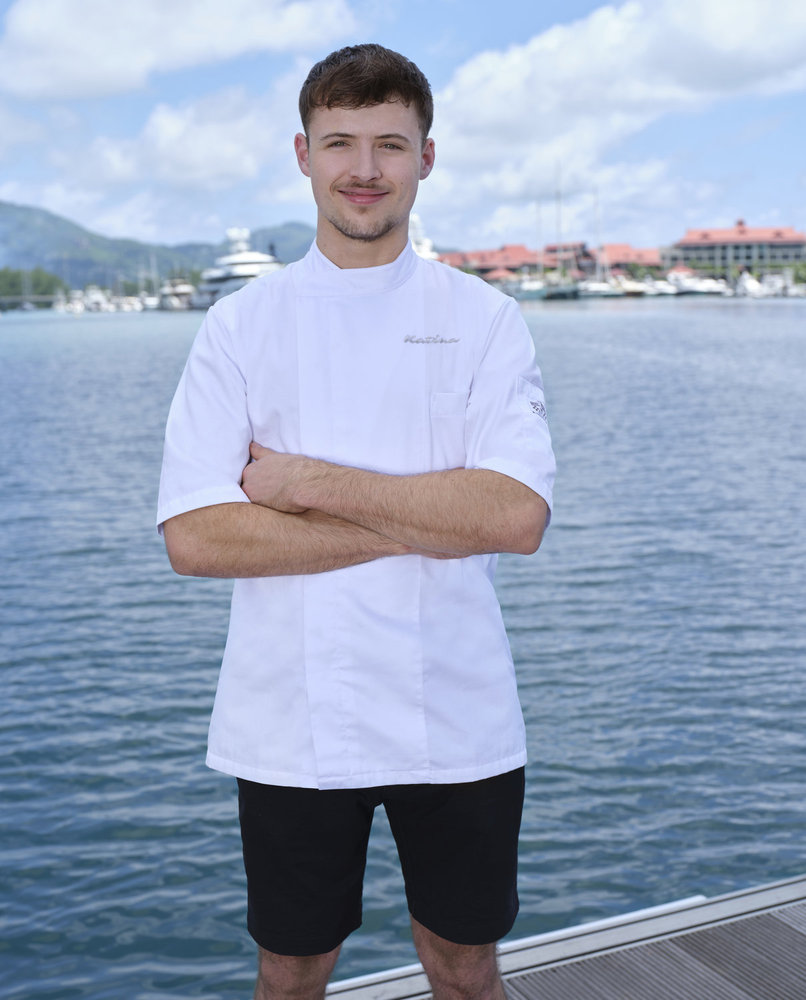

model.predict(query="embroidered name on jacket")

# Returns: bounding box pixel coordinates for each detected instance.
[404,335,460,344]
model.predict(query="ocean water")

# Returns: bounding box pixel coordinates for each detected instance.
[1,297,804,998]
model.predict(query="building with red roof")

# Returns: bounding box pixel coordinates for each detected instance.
[595,244,662,271]
[438,242,594,278]
[437,244,540,274]
[663,220,806,274]
[543,242,596,275]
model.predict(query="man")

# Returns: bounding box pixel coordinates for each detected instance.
[158,43,555,1000]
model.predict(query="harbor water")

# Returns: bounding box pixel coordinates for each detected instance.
[1,296,805,998]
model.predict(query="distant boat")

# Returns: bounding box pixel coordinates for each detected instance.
[409,214,439,260]
[542,262,579,299]
[544,169,579,299]
[667,270,729,296]
[583,199,624,298]
[613,275,647,297]
[505,275,547,301]
[191,228,283,308]
[159,279,196,311]
[578,278,625,298]
[734,272,777,298]
[642,278,678,296]
[542,280,579,300]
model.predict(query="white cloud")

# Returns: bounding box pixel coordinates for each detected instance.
[655,0,806,94]
[0,174,243,245]
[0,177,104,219]
[0,100,41,157]
[12,61,315,242]
[0,0,356,98]
[79,57,308,193]
[87,190,167,243]
[414,0,806,247]
[272,173,316,206]
[88,89,283,189]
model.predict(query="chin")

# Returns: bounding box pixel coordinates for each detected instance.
[332,217,400,244]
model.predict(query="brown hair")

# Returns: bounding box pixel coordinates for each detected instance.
[299,44,433,143]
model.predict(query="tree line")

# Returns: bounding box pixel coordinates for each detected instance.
[0,266,69,304]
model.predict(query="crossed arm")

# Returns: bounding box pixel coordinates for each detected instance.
[163,442,549,578]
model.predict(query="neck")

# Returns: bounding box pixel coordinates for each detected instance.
[315,219,410,269]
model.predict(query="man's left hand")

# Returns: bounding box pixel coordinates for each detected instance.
[242,442,312,513]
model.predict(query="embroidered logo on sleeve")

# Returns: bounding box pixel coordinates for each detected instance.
[519,375,549,423]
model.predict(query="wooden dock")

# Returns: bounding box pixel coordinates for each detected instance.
[327,873,806,999]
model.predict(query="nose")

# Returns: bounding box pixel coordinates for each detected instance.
[351,141,382,183]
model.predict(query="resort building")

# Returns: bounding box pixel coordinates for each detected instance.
[594,244,662,272]
[438,242,596,279]
[662,219,806,275]
[437,244,540,276]
[542,242,596,275]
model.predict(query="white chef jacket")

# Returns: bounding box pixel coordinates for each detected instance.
[157,241,555,790]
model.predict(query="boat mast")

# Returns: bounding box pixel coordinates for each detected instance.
[594,188,602,283]
[555,164,563,277]
[536,200,544,278]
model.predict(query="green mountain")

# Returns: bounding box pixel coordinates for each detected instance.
[0,200,315,289]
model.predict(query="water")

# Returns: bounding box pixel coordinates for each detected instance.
[1,298,804,998]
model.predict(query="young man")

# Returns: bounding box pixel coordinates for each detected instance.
[158,44,555,1000]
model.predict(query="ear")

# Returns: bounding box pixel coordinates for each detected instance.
[294,133,311,177]
[419,137,435,181]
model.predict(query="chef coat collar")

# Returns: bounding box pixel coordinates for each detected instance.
[301,239,420,296]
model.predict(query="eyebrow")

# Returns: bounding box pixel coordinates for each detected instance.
[317,131,414,145]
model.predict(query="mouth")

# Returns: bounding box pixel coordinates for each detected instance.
[339,188,388,206]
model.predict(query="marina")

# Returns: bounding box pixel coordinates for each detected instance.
[2,262,803,313]
[4,217,806,314]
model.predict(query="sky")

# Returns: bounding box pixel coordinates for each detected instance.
[1,0,806,253]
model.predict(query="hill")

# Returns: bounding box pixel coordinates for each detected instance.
[0,200,315,289]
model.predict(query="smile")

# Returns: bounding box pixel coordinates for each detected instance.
[339,189,388,205]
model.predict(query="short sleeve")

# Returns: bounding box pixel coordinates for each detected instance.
[465,297,555,516]
[156,307,252,531]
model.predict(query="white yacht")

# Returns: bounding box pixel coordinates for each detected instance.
[578,278,625,298]
[409,214,439,259]
[192,228,283,308]
[159,278,196,310]
[505,275,547,300]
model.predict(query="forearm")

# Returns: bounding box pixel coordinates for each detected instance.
[163,502,410,578]
[293,464,548,556]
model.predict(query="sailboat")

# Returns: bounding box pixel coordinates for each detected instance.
[578,246,625,298]
[504,203,547,301]
[542,171,578,299]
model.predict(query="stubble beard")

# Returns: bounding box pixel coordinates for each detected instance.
[324,207,403,244]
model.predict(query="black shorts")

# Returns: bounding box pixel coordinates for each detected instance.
[237,767,525,956]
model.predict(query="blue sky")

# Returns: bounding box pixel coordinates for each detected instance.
[1,0,805,252]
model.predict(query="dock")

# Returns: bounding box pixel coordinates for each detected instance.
[327,873,806,999]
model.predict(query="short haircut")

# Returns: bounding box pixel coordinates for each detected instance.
[299,43,433,143]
